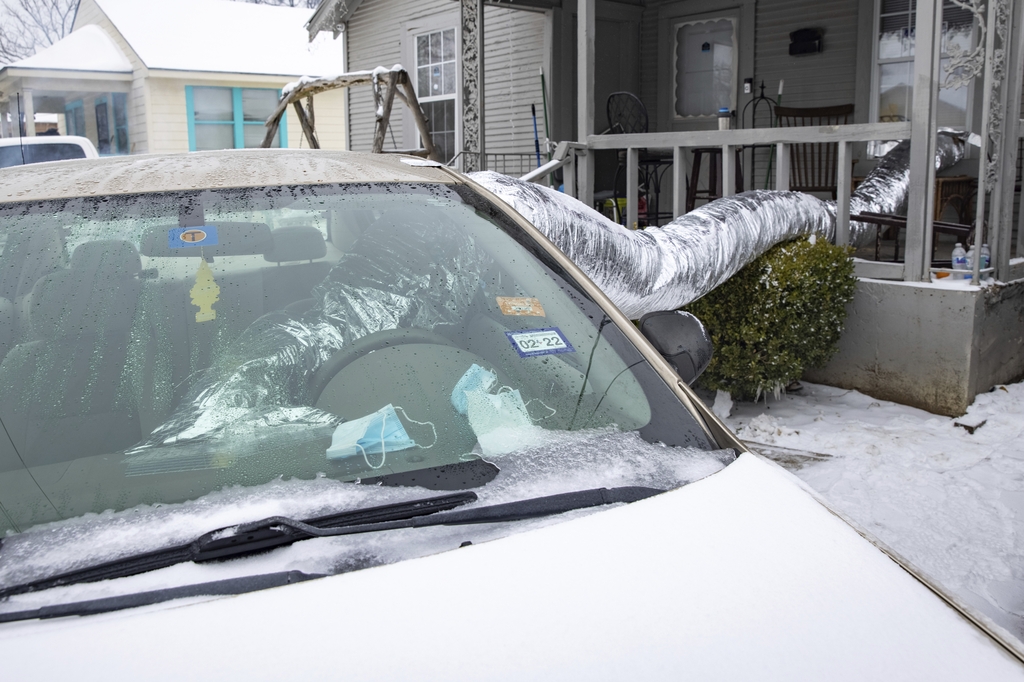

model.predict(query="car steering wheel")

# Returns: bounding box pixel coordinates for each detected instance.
[308,327,459,404]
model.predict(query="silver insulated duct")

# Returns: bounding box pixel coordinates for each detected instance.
[471,133,965,320]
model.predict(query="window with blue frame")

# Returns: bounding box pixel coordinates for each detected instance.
[112,92,129,154]
[185,86,286,151]
[64,100,85,138]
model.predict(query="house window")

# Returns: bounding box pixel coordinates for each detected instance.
[112,92,129,154]
[674,18,737,118]
[64,99,85,137]
[415,28,457,163]
[95,98,110,155]
[874,0,974,127]
[185,86,286,151]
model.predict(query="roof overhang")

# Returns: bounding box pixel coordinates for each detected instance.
[304,0,560,41]
[306,0,363,41]
[0,67,132,102]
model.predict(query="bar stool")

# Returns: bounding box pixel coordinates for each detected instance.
[686,147,744,213]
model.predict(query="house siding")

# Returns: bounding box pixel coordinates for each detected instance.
[753,0,860,118]
[482,5,547,163]
[345,0,546,164]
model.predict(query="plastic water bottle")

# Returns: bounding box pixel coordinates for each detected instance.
[965,245,976,279]
[951,242,968,277]
[981,243,991,271]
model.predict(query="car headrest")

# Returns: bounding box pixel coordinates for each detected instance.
[0,224,65,300]
[140,222,272,258]
[264,226,327,263]
[70,239,141,275]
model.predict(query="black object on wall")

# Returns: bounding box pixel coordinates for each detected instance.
[789,28,823,56]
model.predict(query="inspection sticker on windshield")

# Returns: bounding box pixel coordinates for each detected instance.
[168,225,219,249]
[506,327,575,358]
[496,296,546,317]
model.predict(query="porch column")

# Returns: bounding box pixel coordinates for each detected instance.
[461,0,486,171]
[21,90,36,137]
[576,0,595,206]
[995,0,1024,275]
[903,0,942,282]
[0,101,9,138]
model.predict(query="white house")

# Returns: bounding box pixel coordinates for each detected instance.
[0,0,348,154]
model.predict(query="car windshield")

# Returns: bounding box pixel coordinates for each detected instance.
[0,181,731,594]
[0,143,88,169]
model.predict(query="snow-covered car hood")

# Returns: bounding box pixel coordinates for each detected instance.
[1,454,1021,680]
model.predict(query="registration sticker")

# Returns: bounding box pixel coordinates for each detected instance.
[168,225,219,249]
[496,296,546,317]
[505,327,575,358]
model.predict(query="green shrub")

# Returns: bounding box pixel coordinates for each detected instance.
[684,236,855,401]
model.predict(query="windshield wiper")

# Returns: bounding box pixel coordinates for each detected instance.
[0,491,478,600]
[0,486,662,602]
[0,571,322,624]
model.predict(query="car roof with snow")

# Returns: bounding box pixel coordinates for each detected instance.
[0,149,452,204]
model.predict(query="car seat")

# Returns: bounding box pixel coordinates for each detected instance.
[0,239,143,467]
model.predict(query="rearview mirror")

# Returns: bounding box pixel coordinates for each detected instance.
[637,311,713,385]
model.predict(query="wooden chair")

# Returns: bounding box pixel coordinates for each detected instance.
[775,104,855,198]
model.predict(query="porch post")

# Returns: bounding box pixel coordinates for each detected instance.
[995,0,1024,275]
[626,147,639,228]
[903,0,942,281]
[672,146,687,218]
[577,0,595,207]
[461,0,486,171]
[0,100,9,138]
[21,90,36,137]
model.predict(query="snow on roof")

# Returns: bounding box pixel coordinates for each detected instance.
[93,0,346,77]
[8,24,131,72]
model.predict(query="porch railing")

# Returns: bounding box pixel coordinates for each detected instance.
[529,123,918,280]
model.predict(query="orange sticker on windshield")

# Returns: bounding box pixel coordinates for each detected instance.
[496,296,545,317]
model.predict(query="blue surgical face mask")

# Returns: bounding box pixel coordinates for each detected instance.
[452,364,552,457]
[326,404,419,469]
[451,363,497,415]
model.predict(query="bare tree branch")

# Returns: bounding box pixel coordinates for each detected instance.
[0,0,76,66]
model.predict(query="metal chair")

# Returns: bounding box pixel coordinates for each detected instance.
[594,92,673,226]
[775,104,855,198]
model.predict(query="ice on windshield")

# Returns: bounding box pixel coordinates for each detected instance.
[0,428,733,602]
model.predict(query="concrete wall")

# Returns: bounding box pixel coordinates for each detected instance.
[805,279,1024,416]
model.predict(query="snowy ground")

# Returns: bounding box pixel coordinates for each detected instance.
[719,381,1024,642]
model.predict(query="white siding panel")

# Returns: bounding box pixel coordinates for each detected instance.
[310,87,348,150]
[483,5,547,165]
[754,0,859,115]
[144,78,188,154]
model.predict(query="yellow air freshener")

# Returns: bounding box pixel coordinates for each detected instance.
[190,259,220,322]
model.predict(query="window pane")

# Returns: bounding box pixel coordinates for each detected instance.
[194,123,235,151]
[878,62,912,122]
[443,62,456,95]
[429,31,441,63]
[242,89,278,123]
[417,35,429,66]
[243,124,279,148]
[430,64,443,96]
[95,101,110,155]
[193,87,233,122]
[674,19,734,117]
[418,65,430,94]
[938,57,968,127]
[443,28,456,60]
